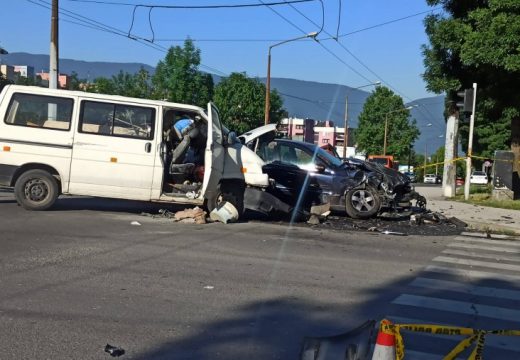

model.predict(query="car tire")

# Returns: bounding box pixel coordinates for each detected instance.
[345,186,381,219]
[14,169,59,210]
[207,181,245,219]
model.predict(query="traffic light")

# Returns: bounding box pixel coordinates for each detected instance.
[456,88,474,114]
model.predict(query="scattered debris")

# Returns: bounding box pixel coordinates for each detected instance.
[174,207,207,224]
[203,285,214,290]
[380,230,407,236]
[130,221,141,226]
[307,214,321,225]
[368,227,379,232]
[300,320,375,360]
[447,217,468,228]
[209,202,239,224]
[104,344,125,357]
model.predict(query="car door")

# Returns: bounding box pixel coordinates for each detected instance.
[200,103,225,198]
[68,99,158,200]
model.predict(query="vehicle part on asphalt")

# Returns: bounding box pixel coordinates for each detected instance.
[209,201,239,224]
[104,344,125,357]
[380,230,407,236]
[130,221,141,226]
[14,169,59,210]
[300,320,376,360]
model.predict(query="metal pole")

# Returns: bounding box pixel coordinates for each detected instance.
[49,0,59,89]
[343,96,348,158]
[264,50,271,125]
[464,82,478,201]
[424,143,427,180]
[383,113,388,155]
[407,144,411,172]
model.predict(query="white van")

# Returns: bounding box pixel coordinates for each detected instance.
[0,85,269,215]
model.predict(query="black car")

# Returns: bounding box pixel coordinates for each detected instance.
[252,138,425,219]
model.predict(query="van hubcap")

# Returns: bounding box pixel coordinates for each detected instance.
[24,179,49,202]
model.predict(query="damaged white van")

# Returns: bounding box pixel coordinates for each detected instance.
[0,85,269,216]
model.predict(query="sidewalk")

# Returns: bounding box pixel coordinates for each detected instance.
[416,185,520,235]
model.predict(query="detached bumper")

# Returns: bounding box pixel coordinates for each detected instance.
[244,187,291,215]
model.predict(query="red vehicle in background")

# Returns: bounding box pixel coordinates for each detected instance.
[367,155,395,169]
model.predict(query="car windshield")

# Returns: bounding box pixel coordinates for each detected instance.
[473,171,486,176]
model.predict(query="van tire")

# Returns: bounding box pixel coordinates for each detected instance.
[14,170,59,210]
[345,186,380,219]
[207,182,245,219]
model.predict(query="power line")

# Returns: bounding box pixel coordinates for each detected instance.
[67,0,316,8]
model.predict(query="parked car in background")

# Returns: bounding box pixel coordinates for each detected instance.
[470,171,488,185]
[424,174,437,184]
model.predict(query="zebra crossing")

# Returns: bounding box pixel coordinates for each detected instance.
[384,234,520,359]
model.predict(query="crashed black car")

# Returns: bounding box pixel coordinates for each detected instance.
[239,125,425,219]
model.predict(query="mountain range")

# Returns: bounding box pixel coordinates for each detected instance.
[1,52,446,153]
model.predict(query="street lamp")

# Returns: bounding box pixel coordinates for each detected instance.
[264,32,318,125]
[383,105,415,155]
[343,81,380,158]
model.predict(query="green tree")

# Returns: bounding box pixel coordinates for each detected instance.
[214,72,286,133]
[68,71,84,90]
[355,86,419,161]
[422,1,520,164]
[89,77,115,94]
[0,71,14,92]
[152,39,213,107]
[88,68,152,98]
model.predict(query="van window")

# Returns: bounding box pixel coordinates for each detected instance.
[79,101,155,140]
[4,93,73,131]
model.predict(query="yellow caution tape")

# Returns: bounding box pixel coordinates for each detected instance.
[381,322,520,360]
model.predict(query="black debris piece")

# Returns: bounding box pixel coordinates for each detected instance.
[105,344,125,357]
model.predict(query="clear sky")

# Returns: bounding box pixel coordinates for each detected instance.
[0,0,442,100]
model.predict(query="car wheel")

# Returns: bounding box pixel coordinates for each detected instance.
[345,186,381,219]
[207,182,245,218]
[14,169,59,210]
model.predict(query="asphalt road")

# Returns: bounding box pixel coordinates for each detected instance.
[1,190,518,359]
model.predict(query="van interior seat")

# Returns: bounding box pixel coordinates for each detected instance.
[82,124,101,133]
[43,120,69,130]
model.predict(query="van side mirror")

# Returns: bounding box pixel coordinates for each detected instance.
[227,131,238,145]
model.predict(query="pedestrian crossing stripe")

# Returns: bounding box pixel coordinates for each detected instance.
[425,265,520,282]
[433,256,520,272]
[442,248,520,263]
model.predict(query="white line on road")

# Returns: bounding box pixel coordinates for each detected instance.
[448,243,520,254]
[410,277,520,301]
[433,256,520,272]
[442,248,520,263]
[392,294,520,321]
[455,236,520,247]
[424,265,520,282]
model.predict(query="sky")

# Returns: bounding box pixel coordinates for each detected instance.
[0,0,442,101]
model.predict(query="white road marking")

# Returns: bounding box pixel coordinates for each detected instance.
[448,243,520,254]
[442,248,520,263]
[434,256,520,272]
[424,265,520,282]
[392,294,520,321]
[455,236,520,247]
[410,277,520,301]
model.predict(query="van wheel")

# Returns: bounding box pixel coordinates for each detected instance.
[345,186,380,219]
[207,182,245,218]
[14,170,59,210]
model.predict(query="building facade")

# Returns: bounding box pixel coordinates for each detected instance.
[0,65,16,82]
[13,65,35,79]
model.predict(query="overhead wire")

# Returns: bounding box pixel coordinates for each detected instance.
[280,1,444,131]
[66,0,317,9]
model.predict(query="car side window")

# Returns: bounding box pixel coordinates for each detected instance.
[4,93,73,131]
[279,144,313,167]
[80,101,155,139]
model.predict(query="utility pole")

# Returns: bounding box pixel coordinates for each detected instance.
[264,51,271,125]
[424,143,427,179]
[442,112,459,197]
[343,96,348,158]
[464,83,478,201]
[49,0,59,90]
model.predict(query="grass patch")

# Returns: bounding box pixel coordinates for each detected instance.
[454,186,520,210]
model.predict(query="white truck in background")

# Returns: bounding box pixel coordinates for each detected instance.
[0,85,271,217]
